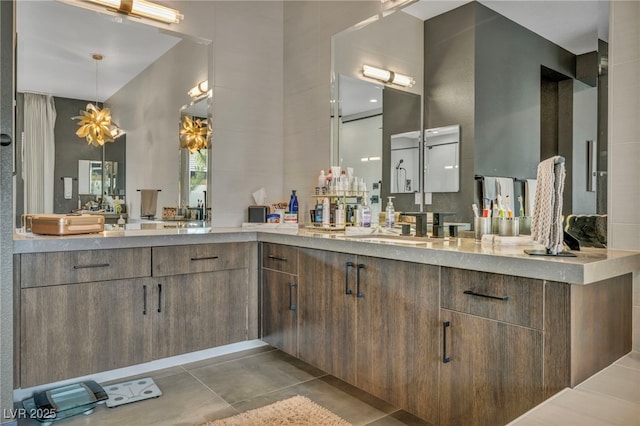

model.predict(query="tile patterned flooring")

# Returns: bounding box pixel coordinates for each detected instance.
[17,348,639,426]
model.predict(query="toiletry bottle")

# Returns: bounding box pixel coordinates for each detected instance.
[362,200,372,227]
[336,203,345,227]
[315,200,323,224]
[318,170,326,188]
[385,196,395,228]
[322,197,330,228]
[289,190,299,222]
[117,214,126,227]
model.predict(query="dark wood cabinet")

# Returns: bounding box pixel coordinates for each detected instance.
[261,268,298,356]
[297,248,439,424]
[355,256,440,424]
[298,248,357,384]
[439,309,544,426]
[154,269,248,359]
[21,277,154,387]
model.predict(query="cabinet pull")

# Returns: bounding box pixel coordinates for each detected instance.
[443,321,451,363]
[463,290,509,301]
[267,255,288,262]
[157,284,162,313]
[289,282,297,311]
[356,263,365,298]
[190,256,219,261]
[143,285,147,315]
[345,262,354,295]
[73,263,110,269]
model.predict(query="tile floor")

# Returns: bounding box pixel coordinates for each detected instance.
[17,348,640,426]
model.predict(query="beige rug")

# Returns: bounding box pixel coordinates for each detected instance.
[203,395,352,426]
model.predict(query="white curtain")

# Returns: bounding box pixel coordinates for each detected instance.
[23,93,56,214]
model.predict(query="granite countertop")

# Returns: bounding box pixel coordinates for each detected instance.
[13,226,640,285]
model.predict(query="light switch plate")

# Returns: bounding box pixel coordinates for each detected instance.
[414,192,422,205]
[424,192,432,205]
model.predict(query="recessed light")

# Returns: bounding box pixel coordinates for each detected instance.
[369,99,378,103]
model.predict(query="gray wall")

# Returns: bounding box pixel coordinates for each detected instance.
[423,3,476,224]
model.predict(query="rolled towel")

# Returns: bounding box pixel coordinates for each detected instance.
[531,156,565,254]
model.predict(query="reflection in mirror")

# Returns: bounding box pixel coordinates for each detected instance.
[333,0,608,226]
[15,0,209,224]
[179,96,210,210]
[332,9,424,216]
[390,131,420,193]
[424,125,460,193]
[78,160,103,196]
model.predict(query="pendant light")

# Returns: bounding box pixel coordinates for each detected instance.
[73,54,124,147]
[179,115,211,153]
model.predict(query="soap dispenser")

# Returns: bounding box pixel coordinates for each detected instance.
[385,196,395,228]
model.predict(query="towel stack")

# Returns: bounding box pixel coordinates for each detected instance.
[531,156,566,255]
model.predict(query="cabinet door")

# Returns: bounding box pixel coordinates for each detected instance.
[21,278,153,387]
[262,269,297,356]
[355,257,440,424]
[439,309,544,426]
[154,269,248,359]
[298,248,356,384]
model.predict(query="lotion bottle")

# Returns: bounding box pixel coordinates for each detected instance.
[322,197,330,228]
[361,199,372,227]
[385,196,395,228]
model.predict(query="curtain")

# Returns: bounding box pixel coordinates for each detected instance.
[23,93,56,214]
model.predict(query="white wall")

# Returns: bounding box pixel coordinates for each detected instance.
[108,39,208,220]
[153,1,284,226]
[608,0,640,350]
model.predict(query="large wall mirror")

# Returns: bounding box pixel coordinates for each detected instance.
[15,0,211,224]
[332,0,608,228]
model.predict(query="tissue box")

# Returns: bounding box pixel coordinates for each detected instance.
[248,206,269,223]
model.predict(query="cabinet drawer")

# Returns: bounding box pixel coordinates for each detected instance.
[21,248,151,288]
[152,243,248,276]
[262,243,298,275]
[441,268,543,329]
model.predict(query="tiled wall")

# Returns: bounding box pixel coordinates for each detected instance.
[608,1,640,350]
[166,1,284,227]
[283,1,380,215]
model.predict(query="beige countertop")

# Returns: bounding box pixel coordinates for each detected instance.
[13,226,640,285]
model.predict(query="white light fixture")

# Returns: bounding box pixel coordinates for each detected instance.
[188,80,209,98]
[369,99,378,103]
[83,0,183,24]
[362,64,414,87]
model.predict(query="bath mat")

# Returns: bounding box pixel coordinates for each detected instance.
[104,377,162,408]
[203,395,351,426]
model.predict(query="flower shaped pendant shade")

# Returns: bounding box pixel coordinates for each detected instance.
[73,54,124,146]
[179,115,211,153]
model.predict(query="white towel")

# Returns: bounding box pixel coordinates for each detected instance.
[63,177,73,200]
[495,177,515,211]
[482,177,497,202]
[525,179,537,216]
[531,156,566,254]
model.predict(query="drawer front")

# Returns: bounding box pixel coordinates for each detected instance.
[441,267,543,329]
[152,243,248,276]
[21,248,151,288]
[262,243,298,275]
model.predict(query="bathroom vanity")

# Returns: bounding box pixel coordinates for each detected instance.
[13,229,640,425]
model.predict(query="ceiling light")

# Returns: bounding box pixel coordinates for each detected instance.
[82,0,183,24]
[72,54,124,146]
[369,99,378,103]
[369,156,381,161]
[362,64,415,87]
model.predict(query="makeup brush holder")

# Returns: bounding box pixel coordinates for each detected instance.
[498,217,519,236]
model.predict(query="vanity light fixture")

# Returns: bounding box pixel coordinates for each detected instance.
[72,54,124,147]
[188,80,209,98]
[82,0,183,24]
[362,64,414,87]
